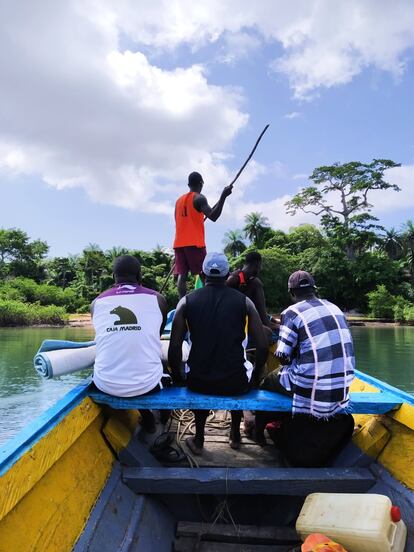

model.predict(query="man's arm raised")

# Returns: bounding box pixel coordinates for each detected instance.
[193,184,233,221]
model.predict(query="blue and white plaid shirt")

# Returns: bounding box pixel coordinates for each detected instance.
[276,298,355,417]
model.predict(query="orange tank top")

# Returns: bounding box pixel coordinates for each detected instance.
[173,192,205,248]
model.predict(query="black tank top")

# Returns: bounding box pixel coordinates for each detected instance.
[185,284,248,393]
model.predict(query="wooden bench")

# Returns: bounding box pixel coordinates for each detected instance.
[123,466,376,495]
[89,385,385,498]
[89,386,401,414]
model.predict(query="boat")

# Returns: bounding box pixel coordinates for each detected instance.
[0,366,413,551]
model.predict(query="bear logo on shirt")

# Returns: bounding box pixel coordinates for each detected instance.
[110,306,138,325]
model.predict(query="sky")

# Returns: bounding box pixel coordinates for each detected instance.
[1,0,414,257]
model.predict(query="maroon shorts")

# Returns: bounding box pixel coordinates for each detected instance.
[174,246,206,275]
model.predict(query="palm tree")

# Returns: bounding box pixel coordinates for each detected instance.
[402,220,414,250]
[106,246,129,262]
[223,230,246,257]
[80,245,107,290]
[402,220,414,283]
[380,228,403,260]
[45,256,78,288]
[243,212,270,246]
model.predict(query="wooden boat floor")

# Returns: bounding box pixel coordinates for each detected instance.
[165,410,286,468]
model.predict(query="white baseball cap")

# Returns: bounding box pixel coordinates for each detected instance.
[202,252,230,278]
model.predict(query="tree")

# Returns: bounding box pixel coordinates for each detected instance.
[106,246,129,263]
[151,245,173,272]
[285,224,326,255]
[286,159,401,259]
[0,228,48,280]
[223,230,246,257]
[257,249,297,310]
[403,220,414,251]
[351,252,402,309]
[84,243,102,253]
[0,229,29,271]
[243,212,270,247]
[298,245,353,309]
[76,245,109,300]
[367,285,396,319]
[262,229,288,249]
[402,220,414,283]
[46,257,78,288]
[380,228,404,260]
[298,243,402,311]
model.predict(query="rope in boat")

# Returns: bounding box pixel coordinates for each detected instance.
[170,409,232,468]
[161,409,299,547]
[167,410,301,548]
[171,409,240,533]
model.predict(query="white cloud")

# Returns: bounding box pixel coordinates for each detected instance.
[93,0,414,99]
[230,194,317,231]
[1,0,414,225]
[271,1,414,99]
[284,111,301,119]
[218,32,262,64]
[371,164,414,215]
[0,1,247,215]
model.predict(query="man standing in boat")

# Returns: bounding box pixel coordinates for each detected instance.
[173,172,233,298]
[168,252,268,454]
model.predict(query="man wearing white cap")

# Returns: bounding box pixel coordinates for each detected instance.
[169,252,268,454]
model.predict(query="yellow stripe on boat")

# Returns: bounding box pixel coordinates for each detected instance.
[378,419,414,490]
[0,396,113,552]
[0,370,413,551]
[0,398,103,520]
[390,402,414,431]
[351,375,414,491]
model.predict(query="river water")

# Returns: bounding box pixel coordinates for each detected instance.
[0,325,413,445]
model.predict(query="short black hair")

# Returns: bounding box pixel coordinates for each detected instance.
[290,286,316,299]
[205,274,228,284]
[188,171,203,188]
[113,255,141,280]
[245,251,262,265]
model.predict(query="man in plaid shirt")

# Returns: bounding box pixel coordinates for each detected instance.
[276,270,355,417]
[255,271,355,466]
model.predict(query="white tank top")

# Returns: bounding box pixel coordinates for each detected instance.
[92,283,163,397]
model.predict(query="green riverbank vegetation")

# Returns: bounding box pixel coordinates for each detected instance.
[0,159,413,326]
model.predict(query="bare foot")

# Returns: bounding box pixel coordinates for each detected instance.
[253,430,267,447]
[243,422,255,439]
[185,436,204,455]
[229,432,241,450]
[243,410,256,439]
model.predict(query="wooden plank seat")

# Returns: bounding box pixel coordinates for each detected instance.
[176,521,300,545]
[123,466,376,495]
[89,386,401,414]
[174,522,301,551]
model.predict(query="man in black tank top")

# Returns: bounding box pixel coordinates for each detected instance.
[169,252,268,454]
